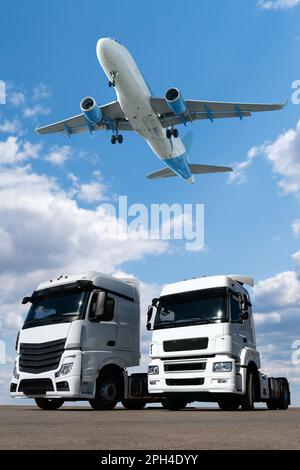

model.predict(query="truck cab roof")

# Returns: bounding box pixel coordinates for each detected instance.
[36,271,140,303]
[160,274,254,298]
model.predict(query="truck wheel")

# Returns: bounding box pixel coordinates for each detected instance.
[241,371,255,411]
[218,399,240,411]
[267,378,290,410]
[121,399,147,410]
[266,400,278,410]
[35,398,64,410]
[278,381,290,410]
[161,398,187,410]
[89,373,120,410]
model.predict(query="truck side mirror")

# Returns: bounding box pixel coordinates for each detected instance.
[89,291,106,322]
[22,296,34,305]
[240,295,249,320]
[146,306,153,330]
[240,310,249,320]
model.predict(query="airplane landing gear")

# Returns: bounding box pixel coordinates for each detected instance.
[166,128,179,139]
[111,133,123,144]
[108,70,118,87]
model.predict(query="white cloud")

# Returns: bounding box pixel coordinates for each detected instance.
[0,81,5,104]
[229,120,300,194]
[33,83,52,101]
[292,220,300,238]
[254,312,281,325]
[0,119,22,134]
[254,270,300,309]
[1,308,23,331]
[0,136,42,166]
[68,171,106,203]
[45,145,71,166]
[258,0,300,9]
[228,145,262,185]
[0,167,167,274]
[77,181,106,203]
[251,262,300,402]
[8,91,25,107]
[23,104,51,118]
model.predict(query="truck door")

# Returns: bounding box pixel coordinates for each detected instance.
[230,295,250,356]
[83,291,117,352]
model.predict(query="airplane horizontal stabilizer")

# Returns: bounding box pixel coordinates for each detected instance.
[146,168,177,179]
[146,164,232,180]
[189,164,232,174]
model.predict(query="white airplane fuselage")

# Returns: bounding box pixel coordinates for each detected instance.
[97,38,193,183]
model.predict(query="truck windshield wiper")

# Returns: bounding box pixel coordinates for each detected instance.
[24,316,77,327]
[155,317,214,329]
[155,321,178,329]
[173,317,214,325]
[47,316,77,324]
[193,316,214,324]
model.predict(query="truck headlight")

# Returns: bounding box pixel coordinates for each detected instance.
[148,365,159,375]
[12,362,19,380]
[55,357,75,378]
[213,362,233,373]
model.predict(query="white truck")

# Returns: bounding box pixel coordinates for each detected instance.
[147,274,290,411]
[10,272,290,411]
[10,271,157,410]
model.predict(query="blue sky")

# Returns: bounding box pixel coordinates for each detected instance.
[1,0,300,406]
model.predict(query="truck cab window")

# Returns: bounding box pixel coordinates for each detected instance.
[103,297,115,321]
[154,292,227,329]
[230,297,241,322]
[89,293,115,322]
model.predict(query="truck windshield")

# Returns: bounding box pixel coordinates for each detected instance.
[23,291,87,328]
[154,291,227,329]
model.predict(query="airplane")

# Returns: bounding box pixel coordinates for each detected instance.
[36,37,285,184]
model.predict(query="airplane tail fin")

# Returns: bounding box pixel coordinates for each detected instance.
[147,131,232,180]
[146,164,232,180]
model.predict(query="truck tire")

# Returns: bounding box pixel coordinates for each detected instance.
[161,397,187,410]
[278,381,290,410]
[35,398,64,410]
[121,399,147,410]
[89,372,120,410]
[266,400,278,410]
[218,399,240,411]
[241,370,255,411]
[267,379,290,410]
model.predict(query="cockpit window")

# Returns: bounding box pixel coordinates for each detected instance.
[109,37,121,44]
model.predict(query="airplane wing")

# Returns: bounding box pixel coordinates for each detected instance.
[151,97,286,128]
[36,100,133,136]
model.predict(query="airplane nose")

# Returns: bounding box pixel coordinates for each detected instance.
[96,38,111,62]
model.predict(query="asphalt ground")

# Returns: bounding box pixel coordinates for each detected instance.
[0,405,299,450]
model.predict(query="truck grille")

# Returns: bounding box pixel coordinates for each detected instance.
[18,379,54,395]
[164,362,206,372]
[166,378,204,386]
[19,338,66,374]
[163,337,208,352]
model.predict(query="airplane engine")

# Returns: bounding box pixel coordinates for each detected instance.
[165,87,187,115]
[80,96,103,124]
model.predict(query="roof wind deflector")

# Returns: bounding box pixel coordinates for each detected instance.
[228,275,254,287]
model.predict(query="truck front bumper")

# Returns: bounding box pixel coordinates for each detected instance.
[10,351,95,400]
[148,355,243,397]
